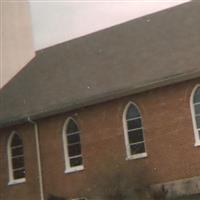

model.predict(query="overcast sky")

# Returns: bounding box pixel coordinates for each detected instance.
[29,0,190,50]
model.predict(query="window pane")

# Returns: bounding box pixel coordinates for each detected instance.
[128,129,144,144]
[67,120,79,134]
[127,119,142,130]
[195,104,200,115]
[12,157,24,169]
[196,116,200,128]
[70,156,82,167]
[126,105,140,119]
[14,169,25,179]
[11,134,22,147]
[67,134,80,144]
[194,87,200,103]
[68,144,81,157]
[130,143,145,155]
[12,147,23,157]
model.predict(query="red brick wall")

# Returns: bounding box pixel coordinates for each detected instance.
[1,78,200,199]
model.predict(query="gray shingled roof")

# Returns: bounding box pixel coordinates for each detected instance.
[1,1,200,127]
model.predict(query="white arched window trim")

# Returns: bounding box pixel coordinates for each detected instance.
[123,102,147,160]
[190,84,200,147]
[62,117,84,174]
[7,131,26,185]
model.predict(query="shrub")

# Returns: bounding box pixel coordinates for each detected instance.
[47,194,66,200]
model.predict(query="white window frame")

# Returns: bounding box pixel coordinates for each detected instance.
[123,102,147,160]
[190,84,200,147]
[7,131,26,185]
[62,117,84,174]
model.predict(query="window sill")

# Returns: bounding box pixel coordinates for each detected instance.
[194,142,200,147]
[65,165,84,174]
[8,178,26,186]
[126,152,147,160]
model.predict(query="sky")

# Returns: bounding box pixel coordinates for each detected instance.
[29,0,190,50]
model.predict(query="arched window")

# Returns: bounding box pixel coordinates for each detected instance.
[191,85,200,146]
[7,132,26,184]
[63,118,83,173]
[123,102,147,159]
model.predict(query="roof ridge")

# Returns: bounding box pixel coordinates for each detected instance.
[36,0,191,54]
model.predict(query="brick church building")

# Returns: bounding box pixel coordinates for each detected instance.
[0,1,200,200]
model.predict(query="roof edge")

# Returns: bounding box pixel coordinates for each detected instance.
[1,69,200,129]
[35,0,192,53]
